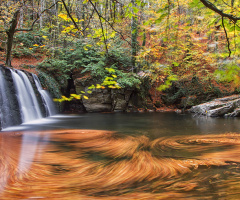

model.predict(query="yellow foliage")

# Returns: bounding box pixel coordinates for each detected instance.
[58,13,70,21]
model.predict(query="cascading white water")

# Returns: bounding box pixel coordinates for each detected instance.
[32,74,56,116]
[10,69,42,123]
[0,67,57,130]
[17,70,42,119]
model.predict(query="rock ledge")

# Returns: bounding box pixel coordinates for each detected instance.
[190,95,240,117]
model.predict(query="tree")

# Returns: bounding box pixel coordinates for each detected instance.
[198,0,240,56]
[0,0,61,66]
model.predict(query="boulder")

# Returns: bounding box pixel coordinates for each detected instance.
[111,89,133,112]
[74,75,135,112]
[190,95,240,117]
[82,89,112,112]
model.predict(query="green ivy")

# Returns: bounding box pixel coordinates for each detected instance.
[37,70,62,99]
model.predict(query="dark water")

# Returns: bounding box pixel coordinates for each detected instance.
[4,112,240,137]
[1,112,240,200]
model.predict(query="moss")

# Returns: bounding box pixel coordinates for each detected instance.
[37,70,63,111]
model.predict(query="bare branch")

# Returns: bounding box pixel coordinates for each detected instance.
[15,0,61,32]
[89,0,131,46]
[88,0,108,54]
[199,0,240,23]
[61,0,83,35]
[110,0,123,6]
[221,0,231,7]
[222,16,231,57]
[82,8,94,32]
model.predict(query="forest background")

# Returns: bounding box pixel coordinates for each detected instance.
[1,0,240,110]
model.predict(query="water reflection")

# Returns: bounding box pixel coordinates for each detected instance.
[18,132,41,174]
[0,132,48,195]
[1,129,240,199]
[3,113,240,138]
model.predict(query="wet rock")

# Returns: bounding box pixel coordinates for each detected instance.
[225,108,240,117]
[190,95,240,117]
[82,89,112,112]
[74,76,134,112]
[0,66,22,129]
[112,89,133,112]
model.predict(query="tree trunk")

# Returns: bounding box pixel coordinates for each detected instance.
[131,0,138,72]
[40,0,46,28]
[18,1,24,29]
[6,10,20,67]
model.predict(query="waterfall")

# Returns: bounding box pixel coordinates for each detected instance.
[17,70,42,119]
[32,74,57,116]
[10,69,42,123]
[0,67,57,130]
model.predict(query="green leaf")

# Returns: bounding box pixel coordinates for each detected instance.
[156,5,168,13]
[235,25,240,31]
[208,17,220,27]
[136,0,141,6]
[155,13,168,24]
[143,20,151,26]
[172,62,179,67]
[133,7,139,13]
[88,85,96,89]
[189,0,204,8]
[127,12,133,18]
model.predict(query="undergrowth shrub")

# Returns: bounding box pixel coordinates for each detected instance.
[37,40,142,89]
[15,32,43,47]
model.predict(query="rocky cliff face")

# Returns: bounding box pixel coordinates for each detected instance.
[0,66,22,129]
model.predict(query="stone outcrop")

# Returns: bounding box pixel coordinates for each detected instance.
[81,88,134,112]
[111,89,133,112]
[74,77,134,112]
[82,89,112,112]
[190,95,240,117]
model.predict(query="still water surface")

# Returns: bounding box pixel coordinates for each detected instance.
[5,112,240,137]
[1,112,240,199]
